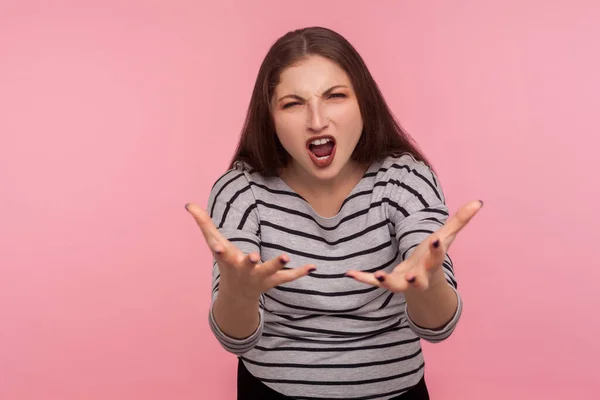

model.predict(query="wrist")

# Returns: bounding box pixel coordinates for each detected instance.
[212,288,261,340]
[404,270,457,330]
[427,267,448,290]
[404,267,453,312]
[218,283,260,307]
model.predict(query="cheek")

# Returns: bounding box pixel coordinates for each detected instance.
[350,109,364,138]
[332,103,363,130]
[273,127,300,157]
[273,115,305,147]
[350,103,363,128]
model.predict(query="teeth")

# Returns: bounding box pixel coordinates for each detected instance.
[316,155,330,160]
[310,138,333,146]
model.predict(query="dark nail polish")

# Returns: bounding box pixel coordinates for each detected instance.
[407,277,416,283]
[308,267,317,273]
[280,258,288,264]
[479,200,484,206]
[433,240,440,248]
[376,276,385,282]
[184,203,190,210]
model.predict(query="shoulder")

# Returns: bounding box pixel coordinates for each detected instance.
[375,152,445,205]
[376,152,433,178]
[208,161,266,209]
[206,162,266,232]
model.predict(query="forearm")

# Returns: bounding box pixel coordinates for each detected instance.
[212,286,261,339]
[404,270,458,330]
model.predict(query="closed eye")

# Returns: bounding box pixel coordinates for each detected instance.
[329,93,347,99]
[282,102,301,109]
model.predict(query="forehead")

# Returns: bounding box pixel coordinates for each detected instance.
[275,55,352,95]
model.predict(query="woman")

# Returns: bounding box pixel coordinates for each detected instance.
[186,26,482,400]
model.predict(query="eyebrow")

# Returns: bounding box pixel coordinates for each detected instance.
[276,85,349,103]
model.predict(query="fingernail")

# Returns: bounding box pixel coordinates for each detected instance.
[308,267,317,273]
[280,257,289,264]
[479,200,484,206]
[184,203,190,210]
[432,239,440,249]
[407,276,416,283]
[376,276,385,282]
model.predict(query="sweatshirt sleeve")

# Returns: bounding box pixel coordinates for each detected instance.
[206,169,264,355]
[385,155,463,343]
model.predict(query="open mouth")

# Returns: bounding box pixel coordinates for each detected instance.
[307,136,336,167]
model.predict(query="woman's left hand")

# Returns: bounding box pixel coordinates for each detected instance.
[346,200,483,292]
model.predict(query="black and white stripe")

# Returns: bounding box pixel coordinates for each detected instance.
[206,153,463,399]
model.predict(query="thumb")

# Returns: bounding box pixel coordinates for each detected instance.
[184,202,226,253]
[424,236,446,270]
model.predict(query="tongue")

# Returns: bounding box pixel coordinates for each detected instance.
[310,142,334,157]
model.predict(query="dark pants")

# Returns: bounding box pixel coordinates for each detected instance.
[237,359,430,400]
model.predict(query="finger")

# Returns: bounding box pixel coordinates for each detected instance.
[437,200,483,245]
[403,267,430,291]
[345,270,383,287]
[268,264,317,287]
[404,235,446,288]
[446,200,483,235]
[346,270,412,292]
[257,253,291,276]
[240,252,261,269]
[376,270,412,292]
[185,202,229,254]
[421,236,446,271]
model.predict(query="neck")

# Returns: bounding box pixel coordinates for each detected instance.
[280,160,367,199]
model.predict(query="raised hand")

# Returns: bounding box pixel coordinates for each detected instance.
[185,203,316,300]
[346,200,483,292]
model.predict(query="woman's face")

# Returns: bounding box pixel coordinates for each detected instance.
[271,55,364,183]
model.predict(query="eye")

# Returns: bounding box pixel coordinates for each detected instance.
[329,93,347,99]
[282,102,300,109]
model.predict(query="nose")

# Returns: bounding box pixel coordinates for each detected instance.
[307,102,328,133]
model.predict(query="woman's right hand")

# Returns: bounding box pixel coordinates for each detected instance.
[185,203,316,301]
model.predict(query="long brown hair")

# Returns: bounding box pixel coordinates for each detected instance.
[230,26,430,176]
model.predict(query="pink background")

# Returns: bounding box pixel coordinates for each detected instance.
[1,1,598,399]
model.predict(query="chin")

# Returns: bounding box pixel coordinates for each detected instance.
[305,157,348,181]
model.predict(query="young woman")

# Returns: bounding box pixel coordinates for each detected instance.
[186,26,482,400]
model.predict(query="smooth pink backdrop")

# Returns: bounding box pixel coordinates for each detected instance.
[1,1,598,399]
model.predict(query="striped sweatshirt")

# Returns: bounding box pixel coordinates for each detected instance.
[207,153,463,400]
